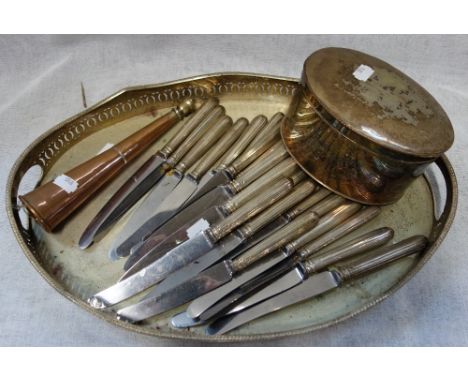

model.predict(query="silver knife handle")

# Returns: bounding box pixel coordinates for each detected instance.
[206,176,294,243]
[229,140,289,192]
[298,206,381,259]
[227,112,283,176]
[304,227,394,274]
[223,158,299,214]
[167,105,225,167]
[186,116,243,180]
[285,202,361,255]
[175,114,230,173]
[232,202,320,273]
[159,98,219,158]
[214,117,259,169]
[237,180,316,239]
[333,235,428,282]
[310,194,347,217]
[248,112,284,147]
[285,188,332,220]
[289,193,346,224]
[289,171,307,185]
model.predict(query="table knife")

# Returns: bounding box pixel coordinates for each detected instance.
[206,235,428,335]
[78,98,218,249]
[115,182,321,321]
[123,139,291,269]
[212,227,394,319]
[112,112,273,260]
[109,106,228,259]
[122,154,298,278]
[145,188,334,299]
[187,202,372,319]
[193,205,382,321]
[115,193,346,322]
[116,115,238,254]
[88,174,298,308]
[170,227,393,328]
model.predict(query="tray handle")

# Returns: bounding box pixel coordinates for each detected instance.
[426,156,458,243]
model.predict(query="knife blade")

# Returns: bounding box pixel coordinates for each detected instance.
[109,106,227,259]
[218,227,394,318]
[121,155,299,278]
[78,98,219,249]
[168,253,293,329]
[115,181,320,321]
[170,312,202,328]
[169,249,299,328]
[184,112,284,205]
[206,235,428,335]
[169,250,296,328]
[88,175,297,308]
[142,189,337,302]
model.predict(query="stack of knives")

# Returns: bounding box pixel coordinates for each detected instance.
[82,98,428,335]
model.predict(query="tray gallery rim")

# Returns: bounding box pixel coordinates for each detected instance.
[6,72,458,342]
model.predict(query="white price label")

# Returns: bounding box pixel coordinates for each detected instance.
[353,64,374,81]
[53,174,78,193]
[186,218,210,239]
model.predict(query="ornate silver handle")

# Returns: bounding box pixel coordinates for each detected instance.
[227,112,283,176]
[167,105,225,167]
[289,170,307,185]
[222,158,299,214]
[175,114,231,173]
[247,112,284,148]
[284,202,361,255]
[285,188,332,220]
[306,194,346,217]
[214,117,263,169]
[303,227,394,274]
[206,176,294,242]
[229,140,289,193]
[186,117,246,181]
[333,235,428,282]
[237,180,316,239]
[159,98,219,158]
[297,206,381,259]
[233,195,350,269]
[232,206,320,272]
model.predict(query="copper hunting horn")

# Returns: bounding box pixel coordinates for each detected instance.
[19,99,195,232]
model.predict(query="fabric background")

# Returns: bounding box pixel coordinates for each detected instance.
[0,35,467,346]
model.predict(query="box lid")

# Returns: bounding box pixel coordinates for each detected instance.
[303,47,454,158]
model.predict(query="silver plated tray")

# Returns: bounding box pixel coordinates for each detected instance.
[6,73,458,342]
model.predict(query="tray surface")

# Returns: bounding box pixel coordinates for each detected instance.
[6,73,457,341]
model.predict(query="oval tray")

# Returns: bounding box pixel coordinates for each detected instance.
[6,73,458,342]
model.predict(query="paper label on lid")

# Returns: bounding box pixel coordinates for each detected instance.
[353,64,374,81]
[186,218,210,239]
[53,174,78,193]
[97,142,114,154]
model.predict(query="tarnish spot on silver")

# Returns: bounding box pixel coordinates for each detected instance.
[339,67,434,126]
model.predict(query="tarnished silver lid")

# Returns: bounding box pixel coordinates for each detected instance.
[303,47,454,158]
